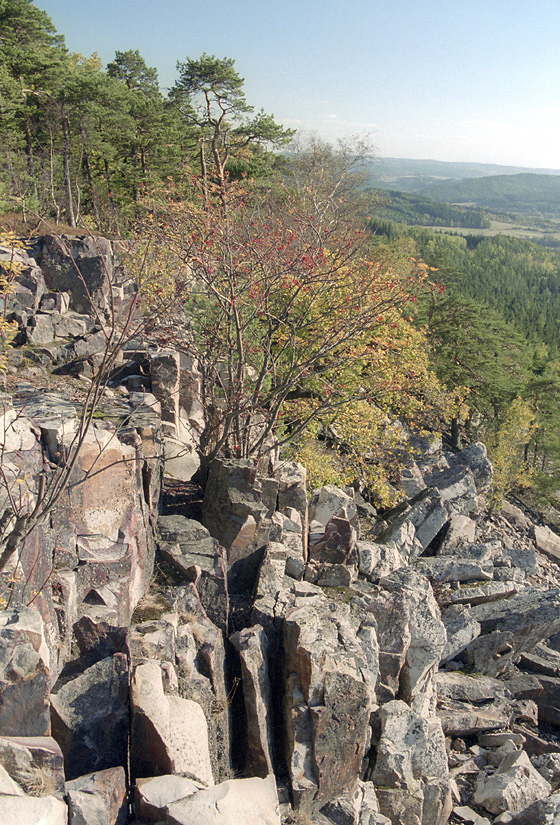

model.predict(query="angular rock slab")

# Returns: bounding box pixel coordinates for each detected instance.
[373,700,450,825]
[373,569,446,713]
[202,457,269,593]
[158,516,228,633]
[134,774,202,821]
[0,764,23,796]
[450,442,493,495]
[282,594,375,811]
[373,699,449,794]
[508,791,560,824]
[468,587,560,676]
[440,606,481,664]
[308,485,358,531]
[533,524,560,565]
[51,423,159,626]
[357,540,404,582]
[39,233,113,316]
[230,625,274,777]
[274,461,308,555]
[149,350,181,429]
[50,654,129,780]
[130,660,213,786]
[166,774,281,825]
[473,749,551,815]
[374,788,424,825]
[66,766,127,825]
[0,794,67,823]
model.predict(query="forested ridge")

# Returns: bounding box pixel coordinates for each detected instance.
[366,189,490,228]
[422,172,560,221]
[2,0,560,512]
[369,218,560,504]
[404,229,560,352]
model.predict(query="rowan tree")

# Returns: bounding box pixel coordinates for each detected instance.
[141,146,457,484]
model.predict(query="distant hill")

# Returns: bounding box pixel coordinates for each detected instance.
[365,189,490,229]
[365,158,560,193]
[420,173,560,220]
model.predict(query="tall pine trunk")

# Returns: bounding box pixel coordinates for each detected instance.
[61,100,76,227]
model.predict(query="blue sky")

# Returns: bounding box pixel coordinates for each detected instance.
[38,0,560,168]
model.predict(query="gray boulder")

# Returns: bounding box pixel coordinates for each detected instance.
[507,791,560,824]
[282,593,375,811]
[0,794,68,823]
[66,766,127,825]
[202,458,269,593]
[473,749,551,815]
[39,234,113,317]
[450,442,493,495]
[158,515,228,632]
[130,660,213,786]
[134,774,202,821]
[50,654,129,780]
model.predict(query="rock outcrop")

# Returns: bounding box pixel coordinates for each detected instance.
[2,235,560,824]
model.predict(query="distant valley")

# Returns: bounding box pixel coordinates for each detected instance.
[365,159,560,244]
[367,156,560,191]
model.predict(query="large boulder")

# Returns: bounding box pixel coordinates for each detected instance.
[50,654,129,780]
[373,700,451,825]
[134,774,202,821]
[473,749,551,815]
[0,794,67,823]
[466,587,560,676]
[366,569,446,713]
[202,458,269,593]
[449,442,493,496]
[508,792,560,824]
[66,766,127,825]
[158,516,228,633]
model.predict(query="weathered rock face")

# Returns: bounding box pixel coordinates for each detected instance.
[0,608,51,737]
[0,390,163,683]
[130,659,214,785]
[283,600,375,812]
[49,654,129,780]
[39,234,115,317]
[203,457,274,593]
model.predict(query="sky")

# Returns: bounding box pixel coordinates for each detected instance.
[37,0,560,169]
